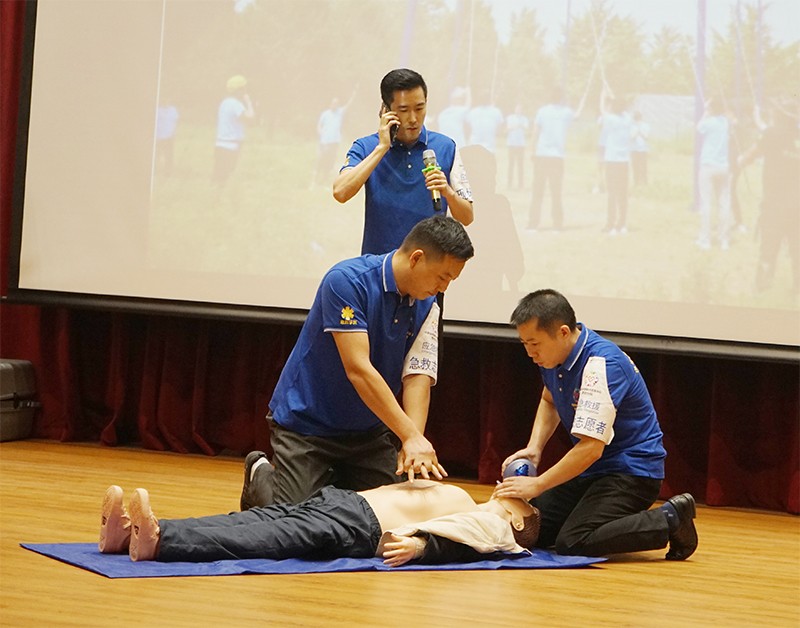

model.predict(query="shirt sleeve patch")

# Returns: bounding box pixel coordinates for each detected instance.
[403,303,439,384]
[450,149,473,202]
[571,356,616,445]
[339,305,359,326]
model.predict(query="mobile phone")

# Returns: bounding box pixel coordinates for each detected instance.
[381,101,398,143]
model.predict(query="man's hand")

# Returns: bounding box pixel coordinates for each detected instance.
[492,475,541,501]
[396,434,447,481]
[378,109,399,147]
[423,166,449,197]
[382,534,425,567]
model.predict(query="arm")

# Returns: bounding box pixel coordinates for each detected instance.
[401,373,432,437]
[441,181,474,226]
[494,435,604,502]
[399,373,445,480]
[495,385,605,501]
[332,332,441,479]
[427,149,474,226]
[381,532,489,567]
[501,386,560,472]
[738,127,766,170]
[333,110,397,203]
[241,94,255,119]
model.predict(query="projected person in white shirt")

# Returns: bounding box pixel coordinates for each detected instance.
[213,74,255,185]
[494,289,698,561]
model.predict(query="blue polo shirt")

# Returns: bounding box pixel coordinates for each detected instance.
[341,127,472,254]
[269,251,436,437]
[539,325,665,479]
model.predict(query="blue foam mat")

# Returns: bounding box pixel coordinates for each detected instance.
[21,543,604,579]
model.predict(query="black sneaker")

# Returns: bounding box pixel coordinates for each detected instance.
[240,451,271,511]
[665,493,698,561]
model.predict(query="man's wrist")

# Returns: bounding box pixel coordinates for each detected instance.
[412,535,427,558]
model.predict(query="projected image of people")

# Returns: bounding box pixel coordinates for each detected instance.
[213,75,255,188]
[26,0,796,348]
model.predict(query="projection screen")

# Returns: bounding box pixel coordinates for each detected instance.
[9,0,800,356]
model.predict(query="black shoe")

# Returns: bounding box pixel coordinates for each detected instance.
[240,451,271,511]
[665,493,698,561]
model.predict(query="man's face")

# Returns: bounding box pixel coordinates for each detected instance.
[516,319,571,369]
[404,251,465,300]
[388,87,427,144]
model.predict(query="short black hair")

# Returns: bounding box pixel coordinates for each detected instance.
[512,506,542,550]
[380,69,427,106]
[399,215,474,262]
[510,289,577,336]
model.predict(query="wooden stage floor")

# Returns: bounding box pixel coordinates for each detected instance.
[1,441,798,627]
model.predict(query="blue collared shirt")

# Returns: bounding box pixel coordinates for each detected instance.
[269,251,436,437]
[539,325,666,479]
[341,127,472,254]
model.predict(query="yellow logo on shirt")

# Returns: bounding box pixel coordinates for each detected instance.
[340,306,358,325]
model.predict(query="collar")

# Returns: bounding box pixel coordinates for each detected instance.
[561,324,588,372]
[381,250,415,305]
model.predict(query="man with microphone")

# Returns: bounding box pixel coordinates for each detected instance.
[334,68,474,255]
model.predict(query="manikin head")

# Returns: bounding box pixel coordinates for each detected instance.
[479,496,542,549]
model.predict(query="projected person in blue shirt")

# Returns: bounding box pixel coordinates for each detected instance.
[240,216,474,510]
[494,289,698,561]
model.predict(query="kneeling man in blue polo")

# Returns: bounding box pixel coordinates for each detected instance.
[241,215,474,508]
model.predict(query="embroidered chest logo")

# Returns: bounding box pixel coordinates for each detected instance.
[340,306,358,326]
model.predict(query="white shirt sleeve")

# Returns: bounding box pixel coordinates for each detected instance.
[571,356,616,444]
[402,302,440,384]
[448,149,473,203]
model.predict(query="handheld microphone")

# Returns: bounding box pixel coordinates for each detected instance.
[422,149,443,212]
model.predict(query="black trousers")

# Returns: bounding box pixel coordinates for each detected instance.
[533,473,668,557]
[604,161,629,230]
[159,487,381,562]
[266,415,401,506]
[529,156,565,229]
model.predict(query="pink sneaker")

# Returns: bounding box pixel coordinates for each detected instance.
[128,488,160,562]
[99,485,131,553]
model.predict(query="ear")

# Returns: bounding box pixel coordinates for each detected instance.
[408,249,424,268]
[511,512,525,531]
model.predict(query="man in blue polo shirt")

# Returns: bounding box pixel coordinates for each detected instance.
[493,289,698,561]
[333,68,474,255]
[240,216,474,509]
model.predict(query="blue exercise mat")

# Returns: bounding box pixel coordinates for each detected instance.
[21,543,604,579]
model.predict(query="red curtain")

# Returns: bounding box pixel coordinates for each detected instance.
[1,1,797,513]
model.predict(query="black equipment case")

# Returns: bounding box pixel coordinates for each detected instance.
[0,359,39,441]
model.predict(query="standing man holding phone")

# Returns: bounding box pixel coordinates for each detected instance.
[333,68,474,255]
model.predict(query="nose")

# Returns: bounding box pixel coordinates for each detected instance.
[438,278,451,293]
